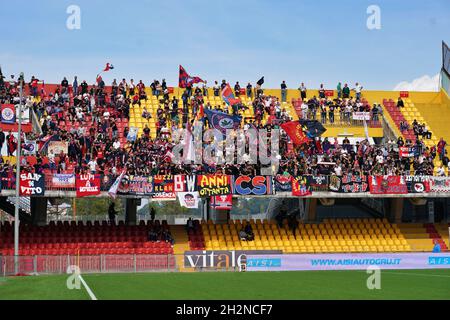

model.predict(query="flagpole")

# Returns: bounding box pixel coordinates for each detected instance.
[14,72,24,274]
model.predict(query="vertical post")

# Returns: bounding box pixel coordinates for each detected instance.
[73,198,76,220]
[33,255,37,274]
[133,254,137,273]
[14,73,23,274]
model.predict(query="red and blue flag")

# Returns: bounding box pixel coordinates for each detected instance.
[221,83,241,106]
[179,65,204,88]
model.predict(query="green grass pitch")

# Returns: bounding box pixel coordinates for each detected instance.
[0,269,449,300]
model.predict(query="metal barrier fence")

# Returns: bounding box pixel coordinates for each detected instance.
[0,254,177,276]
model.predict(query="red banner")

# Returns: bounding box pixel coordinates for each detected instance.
[210,194,233,210]
[400,91,409,98]
[369,176,408,194]
[281,121,309,145]
[325,90,334,97]
[292,176,312,196]
[76,174,101,197]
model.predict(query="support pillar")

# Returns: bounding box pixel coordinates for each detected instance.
[30,197,48,226]
[125,198,138,226]
[306,198,317,222]
[390,198,404,223]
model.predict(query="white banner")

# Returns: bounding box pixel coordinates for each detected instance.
[127,127,139,142]
[246,253,450,271]
[352,112,371,121]
[177,191,200,209]
[429,176,450,193]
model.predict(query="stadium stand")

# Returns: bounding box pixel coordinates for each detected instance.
[0,220,174,255]
[196,218,417,253]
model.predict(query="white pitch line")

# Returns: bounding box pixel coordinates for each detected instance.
[380,271,450,279]
[79,275,98,300]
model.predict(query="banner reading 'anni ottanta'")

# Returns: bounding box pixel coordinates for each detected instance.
[197,175,232,197]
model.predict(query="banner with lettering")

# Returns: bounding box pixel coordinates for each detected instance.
[152,175,176,199]
[174,175,198,193]
[274,174,292,192]
[76,174,101,197]
[197,175,232,197]
[352,112,371,121]
[19,173,45,196]
[429,176,450,193]
[399,147,415,158]
[292,176,312,196]
[51,174,75,188]
[406,176,430,194]
[329,175,368,193]
[118,175,154,196]
[369,176,407,194]
[309,175,329,191]
[232,176,274,195]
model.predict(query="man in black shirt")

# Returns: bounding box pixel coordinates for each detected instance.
[61,77,69,88]
[281,81,287,102]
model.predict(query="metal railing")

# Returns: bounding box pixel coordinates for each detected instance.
[0,254,177,276]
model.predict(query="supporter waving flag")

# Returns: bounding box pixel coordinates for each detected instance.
[221,83,241,106]
[281,121,309,145]
[179,65,204,88]
[103,63,114,72]
[298,119,327,138]
[108,170,126,199]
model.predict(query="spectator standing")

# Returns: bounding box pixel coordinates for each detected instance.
[342,83,350,99]
[73,76,78,96]
[299,82,307,100]
[280,81,287,102]
[246,83,253,99]
[337,82,342,98]
[353,82,363,101]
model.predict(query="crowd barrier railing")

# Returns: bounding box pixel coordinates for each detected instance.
[0,254,177,276]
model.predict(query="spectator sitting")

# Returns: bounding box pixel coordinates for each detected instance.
[186,217,194,232]
[397,97,404,108]
[142,107,152,120]
[148,228,158,242]
[244,223,254,240]
[432,240,441,253]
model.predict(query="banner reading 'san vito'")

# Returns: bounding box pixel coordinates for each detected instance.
[19,172,45,196]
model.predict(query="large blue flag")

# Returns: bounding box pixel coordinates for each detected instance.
[204,109,242,133]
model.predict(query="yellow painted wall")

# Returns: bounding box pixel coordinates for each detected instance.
[323,127,384,138]
[170,87,442,105]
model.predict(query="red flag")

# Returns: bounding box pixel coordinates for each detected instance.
[103,63,114,72]
[179,65,204,88]
[197,104,204,119]
[281,121,309,145]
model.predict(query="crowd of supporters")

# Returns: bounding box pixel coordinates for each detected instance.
[0,73,448,181]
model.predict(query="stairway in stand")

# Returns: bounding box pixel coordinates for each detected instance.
[171,225,193,272]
